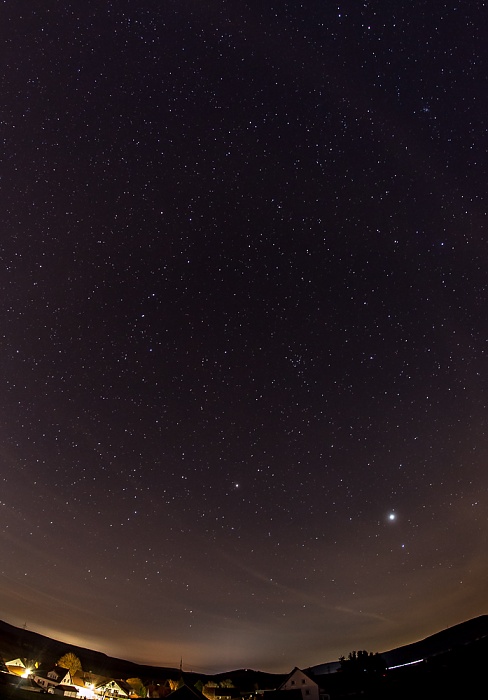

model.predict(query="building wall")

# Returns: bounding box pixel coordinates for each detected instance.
[281,670,319,700]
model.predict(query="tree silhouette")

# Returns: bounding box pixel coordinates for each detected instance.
[339,650,386,676]
[56,653,82,677]
[127,678,146,697]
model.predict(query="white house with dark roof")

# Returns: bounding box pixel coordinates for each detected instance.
[33,666,72,692]
[95,679,133,698]
[278,668,323,700]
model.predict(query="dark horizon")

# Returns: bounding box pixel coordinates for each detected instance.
[2,614,487,678]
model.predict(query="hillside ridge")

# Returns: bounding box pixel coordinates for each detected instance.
[2,615,488,682]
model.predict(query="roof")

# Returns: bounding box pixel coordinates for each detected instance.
[51,667,71,678]
[74,672,105,687]
[168,684,208,700]
[278,668,318,690]
[5,666,26,677]
[96,679,133,694]
[6,659,26,668]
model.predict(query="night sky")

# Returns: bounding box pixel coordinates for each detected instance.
[1,0,487,676]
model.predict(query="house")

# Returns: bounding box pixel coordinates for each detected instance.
[277,668,328,700]
[166,684,207,700]
[213,689,241,700]
[49,684,79,697]
[5,659,28,677]
[71,672,99,699]
[96,679,133,698]
[33,666,72,692]
[49,667,73,685]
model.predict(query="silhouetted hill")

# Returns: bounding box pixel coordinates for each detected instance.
[0,620,283,688]
[309,614,488,676]
[310,616,488,699]
[380,614,488,668]
[306,630,488,700]
[0,620,181,681]
[1,615,487,695]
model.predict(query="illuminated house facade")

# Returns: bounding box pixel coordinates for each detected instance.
[96,679,133,698]
[5,658,28,677]
[278,668,321,700]
[32,666,72,691]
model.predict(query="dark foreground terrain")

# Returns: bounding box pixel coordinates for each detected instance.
[1,616,488,699]
[321,642,487,699]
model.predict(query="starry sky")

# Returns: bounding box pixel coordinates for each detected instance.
[1,0,487,677]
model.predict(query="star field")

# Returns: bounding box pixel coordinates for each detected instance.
[1,0,487,675]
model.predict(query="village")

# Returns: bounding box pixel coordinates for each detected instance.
[2,615,487,700]
[2,656,329,700]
